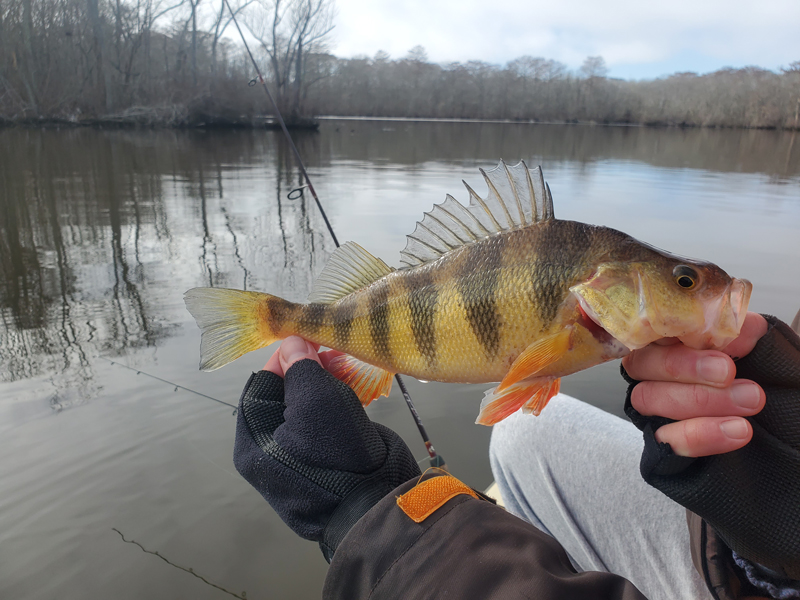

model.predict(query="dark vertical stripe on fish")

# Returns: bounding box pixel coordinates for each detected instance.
[265,296,294,337]
[404,269,438,367]
[456,235,505,358]
[332,298,356,348]
[528,222,592,325]
[300,303,326,337]
[368,280,392,362]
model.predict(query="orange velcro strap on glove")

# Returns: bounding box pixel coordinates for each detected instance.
[396,475,479,523]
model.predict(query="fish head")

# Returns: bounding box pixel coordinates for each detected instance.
[570,247,752,351]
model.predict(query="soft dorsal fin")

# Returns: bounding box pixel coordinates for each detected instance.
[308,241,394,304]
[400,160,555,268]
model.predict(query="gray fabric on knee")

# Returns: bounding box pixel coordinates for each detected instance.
[489,394,713,600]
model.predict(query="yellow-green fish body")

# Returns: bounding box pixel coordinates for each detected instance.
[185,162,751,425]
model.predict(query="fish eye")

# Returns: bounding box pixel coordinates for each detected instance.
[673,265,698,290]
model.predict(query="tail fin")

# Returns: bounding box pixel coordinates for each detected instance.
[184,288,282,371]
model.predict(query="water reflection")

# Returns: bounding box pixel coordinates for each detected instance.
[319,120,800,180]
[0,128,330,401]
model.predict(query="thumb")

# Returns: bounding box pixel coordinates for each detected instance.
[279,336,323,374]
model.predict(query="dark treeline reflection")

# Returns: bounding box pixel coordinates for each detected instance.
[320,121,800,179]
[0,122,796,401]
[0,127,329,400]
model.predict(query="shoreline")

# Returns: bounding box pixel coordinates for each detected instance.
[1,114,797,132]
[0,113,321,131]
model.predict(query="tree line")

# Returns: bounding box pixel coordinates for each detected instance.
[1,0,799,129]
[308,51,800,130]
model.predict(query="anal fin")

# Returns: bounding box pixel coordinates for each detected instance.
[498,329,571,391]
[521,378,561,416]
[327,354,394,407]
[476,377,561,426]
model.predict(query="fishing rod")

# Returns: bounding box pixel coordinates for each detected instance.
[100,357,446,468]
[99,357,238,412]
[223,0,445,469]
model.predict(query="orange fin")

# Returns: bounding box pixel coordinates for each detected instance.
[327,354,394,406]
[498,329,571,391]
[521,377,561,416]
[476,377,561,426]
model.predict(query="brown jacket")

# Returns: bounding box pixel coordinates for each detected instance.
[324,472,771,599]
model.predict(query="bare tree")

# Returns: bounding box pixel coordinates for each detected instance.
[405,45,427,63]
[782,61,800,129]
[245,0,333,119]
[580,56,608,79]
[211,0,252,76]
[187,0,201,86]
[508,56,565,82]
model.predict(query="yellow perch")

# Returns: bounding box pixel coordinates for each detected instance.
[185,161,751,425]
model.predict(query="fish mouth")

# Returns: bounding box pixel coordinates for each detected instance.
[678,277,753,349]
[576,297,632,357]
[573,275,753,352]
[728,278,752,333]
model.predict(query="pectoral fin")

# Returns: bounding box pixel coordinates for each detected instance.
[327,354,394,406]
[497,329,571,391]
[476,377,561,426]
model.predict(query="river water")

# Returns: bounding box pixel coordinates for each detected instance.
[1,121,799,599]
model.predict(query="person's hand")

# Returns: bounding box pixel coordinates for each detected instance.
[621,312,768,457]
[260,334,341,377]
[233,336,421,561]
[622,313,800,578]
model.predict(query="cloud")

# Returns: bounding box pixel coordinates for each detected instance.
[330,0,800,78]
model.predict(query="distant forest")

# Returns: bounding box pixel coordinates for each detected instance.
[2,0,800,130]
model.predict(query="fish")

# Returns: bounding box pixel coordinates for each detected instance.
[184,161,752,426]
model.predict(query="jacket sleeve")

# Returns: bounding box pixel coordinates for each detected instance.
[624,315,800,581]
[323,473,647,600]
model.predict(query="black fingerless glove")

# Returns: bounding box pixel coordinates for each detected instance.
[233,359,421,562]
[623,315,800,579]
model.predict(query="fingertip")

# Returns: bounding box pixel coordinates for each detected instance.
[718,417,753,451]
[657,417,752,457]
[723,312,768,359]
[263,345,284,376]
[278,336,323,374]
[697,353,735,386]
[730,380,765,412]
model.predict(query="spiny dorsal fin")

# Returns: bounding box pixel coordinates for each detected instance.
[308,241,394,304]
[400,160,555,268]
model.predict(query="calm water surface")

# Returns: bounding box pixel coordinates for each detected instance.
[1,121,799,599]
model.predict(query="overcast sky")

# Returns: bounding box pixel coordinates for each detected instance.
[328,0,800,80]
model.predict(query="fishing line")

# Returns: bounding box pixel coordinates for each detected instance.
[112,528,247,599]
[223,0,445,469]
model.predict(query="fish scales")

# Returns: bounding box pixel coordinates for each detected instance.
[402,268,438,368]
[528,221,604,324]
[185,160,752,425]
[282,223,596,383]
[255,223,639,378]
